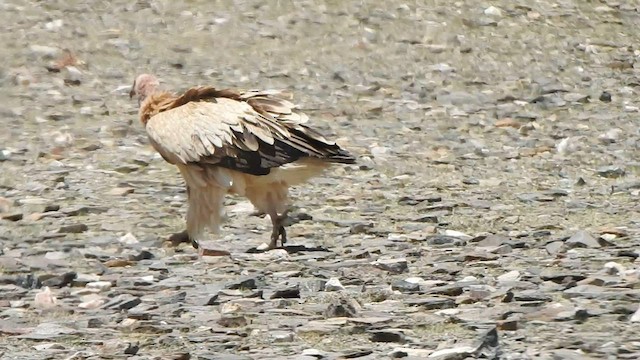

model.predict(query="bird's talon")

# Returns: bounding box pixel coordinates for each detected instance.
[269,226,280,249]
[168,230,190,247]
[279,226,287,245]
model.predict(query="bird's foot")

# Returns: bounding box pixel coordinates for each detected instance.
[168,230,190,247]
[278,225,287,246]
[269,232,279,250]
[269,225,285,249]
[167,230,199,249]
[268,210,290,249]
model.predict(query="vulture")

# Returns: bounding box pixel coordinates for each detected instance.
[129,74,356,250]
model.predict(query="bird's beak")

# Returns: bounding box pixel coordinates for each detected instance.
[130,87,143,107]
[129,78,137,100]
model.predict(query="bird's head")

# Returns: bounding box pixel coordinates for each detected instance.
[129,73,160,105]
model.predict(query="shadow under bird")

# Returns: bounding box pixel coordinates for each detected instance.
[129,74,356,250]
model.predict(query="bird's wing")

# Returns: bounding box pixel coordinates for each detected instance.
[240,89,309,124]
[145,93,354,176]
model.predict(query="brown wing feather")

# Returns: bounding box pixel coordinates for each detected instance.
[144,87,355,176]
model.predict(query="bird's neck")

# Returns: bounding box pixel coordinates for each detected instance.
[139,91,177,125]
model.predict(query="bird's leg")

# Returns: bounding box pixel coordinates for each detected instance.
[268,208,290,249]
[277,208,290,245]
[268,211,280,249]
[185,184,200,249]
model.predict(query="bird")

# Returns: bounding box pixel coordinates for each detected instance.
[129,74,356,250]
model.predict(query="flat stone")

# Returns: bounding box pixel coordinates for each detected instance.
[405,297,456,310]
[41,272,76,288]
[566,230,601,248]
[597,166,625,178]
[296,319,344,335]
[57,223,88,234]
[370,330,406,343]
[371,258,408,274]
[392,279,421,293]
[270,284,300,299]
[546,241,566,255]
[18,323,76,340]
[86,281,112,291]
[102,294,141,310]
[1,212,23,221]
[225,277,259,290]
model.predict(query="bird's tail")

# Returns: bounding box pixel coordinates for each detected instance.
[324,148,356,164]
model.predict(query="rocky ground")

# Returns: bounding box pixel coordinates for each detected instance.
[1,0,640,359]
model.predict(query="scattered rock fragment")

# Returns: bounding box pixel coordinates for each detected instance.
[200,246,231,257]
[370,329,406,343]
[225,277,258,290]
[389,347,432,358]
[119,232,138,245]
[270,284,300,299]
[86,281,112,292]
[429,327,500,359]
[296,319,345,336]
[1,212,23,221]
[19,323,76,340]
[107,187,135,196]
[41,272,76,288]
[546,240,566,255]
[57,223,88,234]
[483,6,502,17]
[217,315,247,328]
[371,257,408,274]
[556,136,585,155]
[597,165,625,178]
[599,91,612,102]
[630,306,640,322]
[566,230,601,248]
[324,294,361,318]
[391,279,420,293]
[324,277,345,291]
[604,262,625,275]
[406,297,455,310]
[599,128,622,144]
[102,294,141,311]
[103,259,134,267]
